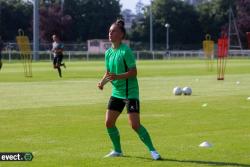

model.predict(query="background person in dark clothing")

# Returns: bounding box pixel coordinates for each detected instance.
[51,34,66,77]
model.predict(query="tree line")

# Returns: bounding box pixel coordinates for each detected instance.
[130,0,250,49]
[0,0,249,49]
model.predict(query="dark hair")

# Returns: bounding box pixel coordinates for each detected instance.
[52,33,62,40]
[113,19,126,39]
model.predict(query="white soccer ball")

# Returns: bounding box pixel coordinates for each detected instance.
[182,87,192,95]
[173,87,182,96]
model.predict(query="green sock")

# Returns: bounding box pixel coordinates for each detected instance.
[136,125,155,151]
[107,127,122,153]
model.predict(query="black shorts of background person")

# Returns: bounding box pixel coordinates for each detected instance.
[53,54,65,77]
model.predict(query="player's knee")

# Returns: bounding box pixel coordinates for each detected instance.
[131,123,140,131]
[105,120,115,128]
[54,64,59,68]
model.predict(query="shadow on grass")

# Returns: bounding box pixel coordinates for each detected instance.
[123,156,250,167]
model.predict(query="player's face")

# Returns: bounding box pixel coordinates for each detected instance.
[109,24,123,43]
[52,35,57,42]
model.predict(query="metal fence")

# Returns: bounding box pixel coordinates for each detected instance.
[1,42,250,62]
[2,50,250,62]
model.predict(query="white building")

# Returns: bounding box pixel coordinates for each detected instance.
[121,9,136,31]
[87,39,130,54]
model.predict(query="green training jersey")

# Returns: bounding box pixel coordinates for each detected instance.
[105,43,139,99]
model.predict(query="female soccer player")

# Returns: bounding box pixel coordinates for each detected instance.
[51,34,66,77]
[97,19,161,160]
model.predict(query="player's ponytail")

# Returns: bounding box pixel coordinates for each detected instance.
[116,19,125,27]
[115,19,126,39]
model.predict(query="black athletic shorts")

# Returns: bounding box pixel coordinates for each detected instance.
[53,54,63,66]
[107,96,140,113]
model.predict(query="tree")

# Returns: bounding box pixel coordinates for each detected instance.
[39,3,72,42]
[63,0,121,41]
[236,0,250,47]
[135,0,144,15]
[197,0,236,41]
[0,0,32,40]
[130,0,202,49]
[1,0,121,42]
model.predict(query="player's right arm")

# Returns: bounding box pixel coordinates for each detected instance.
[97,71,110,90]
[98,49,112,90]
[51,44,55,52]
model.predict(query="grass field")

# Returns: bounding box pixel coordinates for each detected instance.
[0,59,250,167]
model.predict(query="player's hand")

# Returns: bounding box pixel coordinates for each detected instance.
[97,82,104,90]
[107,73,117,81]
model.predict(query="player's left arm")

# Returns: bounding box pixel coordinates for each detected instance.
[108,68,137,80]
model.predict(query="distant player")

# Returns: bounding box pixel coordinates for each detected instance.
[51,34,66,77]
[97,19,161,160]
[0,36,4,70]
